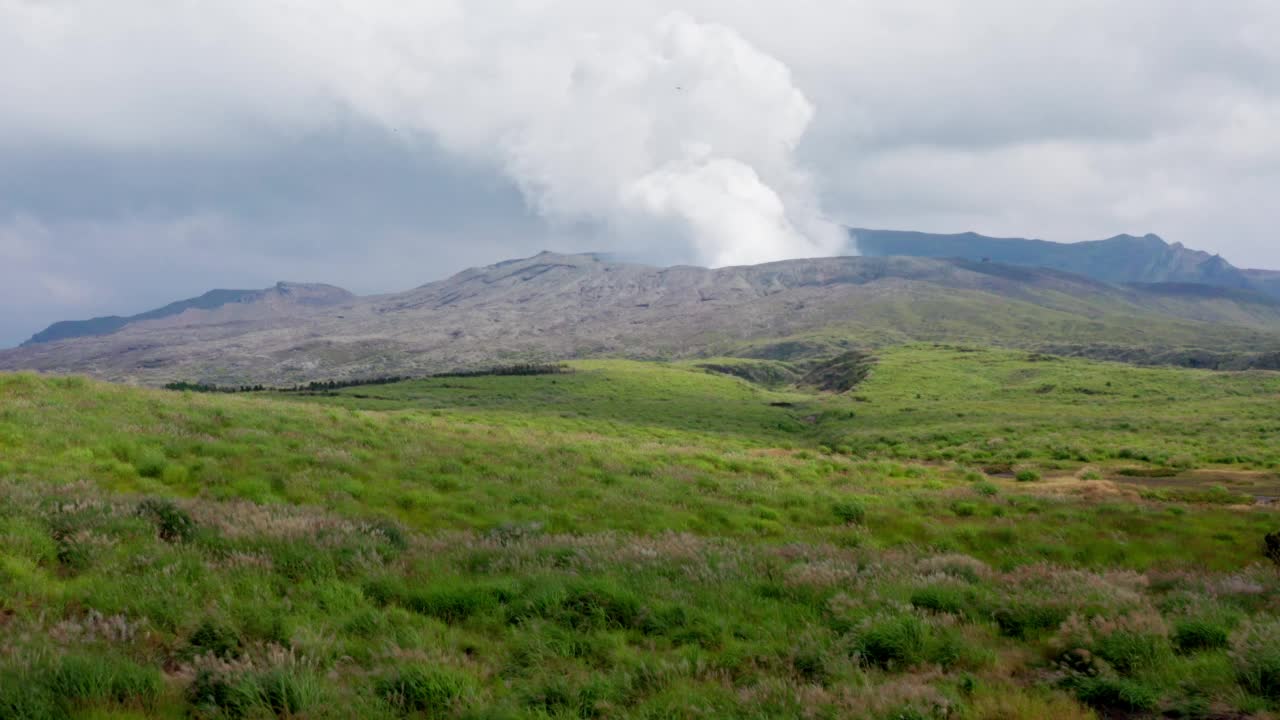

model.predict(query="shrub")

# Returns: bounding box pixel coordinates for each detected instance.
[1265,531,1280,569]
[0,681,59,720]
[404,582,507,624]
[1015,470,1041,483]
[1173,619,1231,654]
[556,581,642,630]
[270,542,337,583]
[134,450,167,479]
[137,499,196,543]
[855,614,928,669]
[1072,676,1159,713]
[951,502,978,518]
[369,518,409,554]
[972,482,998,497]
[250,668,322,716]
[831,499,867,525]
[47,654,162,706]
[911,585,969,615]
[377,666,473,715]
[1230,619,1280,699]
[187,670,252,718]
[1053,613,1170,675]
[188,619,242,659]
[992,603,1069,640]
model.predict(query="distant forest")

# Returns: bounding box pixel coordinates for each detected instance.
[163,363,571,394]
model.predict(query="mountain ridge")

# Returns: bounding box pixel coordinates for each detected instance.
[6,247,1280,385]
[851,228,1271,294]
[20,282,354,347]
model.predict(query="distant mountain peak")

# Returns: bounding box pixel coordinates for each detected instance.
[852,228,1266,295]
[21,282,354,347]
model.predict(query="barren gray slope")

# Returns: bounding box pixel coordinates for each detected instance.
[4,252,1280,385]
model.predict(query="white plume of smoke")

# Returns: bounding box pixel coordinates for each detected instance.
[288,5,845,267]
[0,1,847,267]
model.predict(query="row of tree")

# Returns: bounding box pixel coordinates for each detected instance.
[162,363,571,394]
[162,382,267,393]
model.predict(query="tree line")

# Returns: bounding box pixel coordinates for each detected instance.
[163,363,570,394]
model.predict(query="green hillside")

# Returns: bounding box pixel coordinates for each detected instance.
[2,348,1279,718]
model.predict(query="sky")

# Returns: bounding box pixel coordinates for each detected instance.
[2,1,1279,347]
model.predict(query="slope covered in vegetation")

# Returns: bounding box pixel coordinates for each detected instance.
[1,347,1279,718]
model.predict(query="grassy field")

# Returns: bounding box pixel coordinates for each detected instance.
[1,346,1279,719]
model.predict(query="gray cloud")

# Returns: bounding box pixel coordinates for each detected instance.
[1,1,1278,346]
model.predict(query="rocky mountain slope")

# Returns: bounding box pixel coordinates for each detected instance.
[852,229,1272,295]
[5,251,1280,385]
[21,282,354,346]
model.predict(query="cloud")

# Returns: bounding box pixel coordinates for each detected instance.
[286,6,844,266]
[2,0,1280,344]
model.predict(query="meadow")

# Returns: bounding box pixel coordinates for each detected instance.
[1,345,1279,718]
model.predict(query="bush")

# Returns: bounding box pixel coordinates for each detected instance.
[1173,619,1231,654]
[910,585,969,615]
[47,654,162,706]
[1265,531,1280,569]
[973,482,999,497]
[1015,470,1041,483]
[1231,620,1280,699]
[1053,613,1171,675]
[187,670,252,718]
[188,619,242,659]
[992,603,1069,640]
[855,614,928,669]
[556,581,642,630]
[1093,628,1169,674]
[250,668,322,716]
[404,582,507,624]
[1072,676,1159,712]
[0,672,60,720]
[137,499,196,543]
[831,499,867,525]
[377,667,473,715]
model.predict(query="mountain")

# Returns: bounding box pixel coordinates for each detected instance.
[20,282,355,347]
[850,229,1271,294]
[5,250,1280,385]
[1245,269,1280,298]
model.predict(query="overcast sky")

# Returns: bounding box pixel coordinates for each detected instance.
[2,1,1279,347]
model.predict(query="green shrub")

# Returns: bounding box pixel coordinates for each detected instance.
[1093,628,1169,674]
[47,654,161,706]
[855,614,928,670]
[135,450,167,479]
[0,670,60,720]
[992,603,1069,640]
[377,666,473,715]
[370,518,409,554]
[250,668,322,716]
[1265,531,1280,569]
[137,498,196,543]
[950,502,978,518]
[1173,619,1230,653]
[831,499,867,525]
[187,670,252,719]
[910,585,969,616]
[556,581,642,631]
[404,583,506,624]
[1015,470,1041,483]
[972,482,998,497]
[188,619,242,659]
[1231,620,1280,699]
[270,542,338,582]
[1072,676,1158,712]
